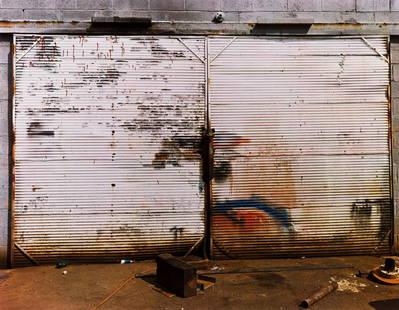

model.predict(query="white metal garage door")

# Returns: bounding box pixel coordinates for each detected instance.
[12,35,392,264]
[209,36,391,258]
[13,35,206,265]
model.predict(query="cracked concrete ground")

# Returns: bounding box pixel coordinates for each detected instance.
[1,256,399,310]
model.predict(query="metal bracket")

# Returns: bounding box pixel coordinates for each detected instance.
[210,37,237,64]
[15,36,43,63]
[361,37,389,63]
[176,38,205,63]
[14,242,40,266]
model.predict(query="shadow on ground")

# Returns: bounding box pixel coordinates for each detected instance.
[369,299,399,310]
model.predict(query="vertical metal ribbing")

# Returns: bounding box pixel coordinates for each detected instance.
[203,36,213,258]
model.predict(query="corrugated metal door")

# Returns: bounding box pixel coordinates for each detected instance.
[13,35,206,265]
[209,36,391,258]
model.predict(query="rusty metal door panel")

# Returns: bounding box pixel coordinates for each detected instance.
[13,35,206,265]
[209,36,391,258]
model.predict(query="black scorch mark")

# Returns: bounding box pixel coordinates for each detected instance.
[170,226,185,239]
[27,121,54,136]
[134,38,186,58]
[213,132,250,182]
[79,67,123,87]
[31,37,61,72]
[351,198,391,240]
[151,136,201,169]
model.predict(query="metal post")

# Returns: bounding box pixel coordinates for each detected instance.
[202,37,214,259]
[390,36,399,254]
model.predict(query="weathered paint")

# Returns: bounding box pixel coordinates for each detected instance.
[209,36,391,258]
[11,35,393,263]
[12,35,206,265]
[2,22,399,36]
[0,35,10,268]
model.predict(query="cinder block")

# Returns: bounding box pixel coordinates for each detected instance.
[185,0,221,11]
[393,132,399,149]
[166,11,238,22]
[0,45,10,65]
[55,0,76,9]
[0,122,8,140]
[156,253,197,298]
[391,52,399,64]
[150,0,184,10]
[392,116,399,132]
[93,10,115,17]
[23,9,60,21]
[61,10,95,22]
[0,9,23,20]
[391,45,399,54]
[252,0,288,11]
[393,64,399,82]
[76,0,112,10]
[37,0,56,9]
[338,12,374,23]
[392,0,399,11]
[393,163,399,188]
[0,100,8,116]
[392,150,399,173]
[0,169,8,186]
[374,12,399,23]
[0,208,8,268]
[0,178,8,196]
[240,11,374,23]
[288,0,322,11]
[356,0,390,12]
[322,0,355,11]
[392,98,399,116]
[393,149,399,171]
[392,81,399,98]
[2,0,38,9]
[113,0,148,10]
[221,0,253,11]
[0,135,8,157]
[240,11,299,23]
[0,64,8,101]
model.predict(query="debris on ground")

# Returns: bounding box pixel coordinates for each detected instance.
[210,264,223,271]
[56,261,68,269]
[330,277,366,293]
[204,264,353,275]
[300,282,338,308]
[355,270,369,278]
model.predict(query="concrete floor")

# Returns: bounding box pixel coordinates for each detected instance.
[1,256,399,310]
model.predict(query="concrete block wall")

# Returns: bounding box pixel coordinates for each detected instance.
[392,37,399,254]
[0,0,397,24]
[0,35,9,268]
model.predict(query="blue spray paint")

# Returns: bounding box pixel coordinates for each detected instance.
[214,197,293,231]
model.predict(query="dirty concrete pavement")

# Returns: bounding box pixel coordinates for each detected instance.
[2,256,399,310]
